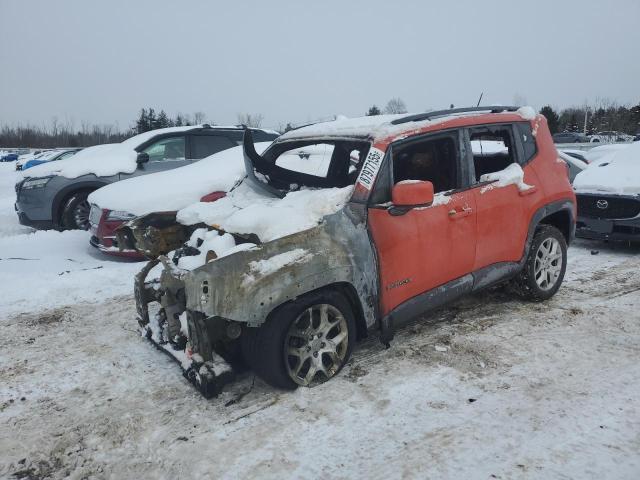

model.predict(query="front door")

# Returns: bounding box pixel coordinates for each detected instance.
[367,131,477,316]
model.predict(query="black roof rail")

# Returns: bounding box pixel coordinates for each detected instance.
[390,106,520,125]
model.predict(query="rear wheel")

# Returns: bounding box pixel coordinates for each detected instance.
[242,290,356,389]
[61,192,91,230]
[512,225,567,300]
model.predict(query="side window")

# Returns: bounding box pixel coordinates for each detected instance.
[468,126,516,182]
[392,135,458,193]
[142,136,186,162]
[190,135,235,159]
[515,122,537,164]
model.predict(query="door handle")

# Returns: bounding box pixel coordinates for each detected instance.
[448,206,473,219]
[518,185,538,196]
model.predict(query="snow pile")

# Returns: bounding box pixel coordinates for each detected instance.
[178,182,354,242]
[479,163,533,194]
[21,143,126,179]
[516,106,537,120]
[573,141,640,195]
[88,143,271,215]
[584,143,631,163]
[176,228,246,271]
[243,249,313,286]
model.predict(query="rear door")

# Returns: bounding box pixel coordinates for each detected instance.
[466,123,540,269]
[187,132,237,160]
[367,130,477,316]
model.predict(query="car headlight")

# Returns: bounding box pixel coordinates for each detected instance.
[21,176,53,190]
[106,210,136,221]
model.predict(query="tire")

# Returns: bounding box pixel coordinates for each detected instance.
[241,290,356,390]
[512,225,567,301]
[61,191,91,230]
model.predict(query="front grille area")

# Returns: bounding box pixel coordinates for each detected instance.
[577,194,640,219]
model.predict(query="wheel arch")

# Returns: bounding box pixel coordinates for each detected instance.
[51,181,107,227]
[527,200,575,249]
[265,281,369,341]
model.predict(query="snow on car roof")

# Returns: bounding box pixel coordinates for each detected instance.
[279,107,535,143]
[573,142,639,195]
[88,142,273,216]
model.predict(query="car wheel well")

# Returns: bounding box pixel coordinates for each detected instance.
[55,187,97,226]
[538,210,571,244]
[266,282,368,341]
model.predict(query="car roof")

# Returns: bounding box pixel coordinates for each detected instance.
[277,106,534,145]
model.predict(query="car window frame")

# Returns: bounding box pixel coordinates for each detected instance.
[463,122,525,188]
[368,127,469,206]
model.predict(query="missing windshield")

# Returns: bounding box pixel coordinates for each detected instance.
[244,131,370,195]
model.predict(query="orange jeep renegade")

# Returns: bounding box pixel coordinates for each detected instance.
[132,106,576,395]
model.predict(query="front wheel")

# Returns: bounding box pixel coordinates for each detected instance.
[242,290,356,389]
[61,192,91,230]
[512,225,567,301]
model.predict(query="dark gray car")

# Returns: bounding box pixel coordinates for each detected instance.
[15,125,279,230]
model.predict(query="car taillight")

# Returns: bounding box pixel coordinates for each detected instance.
[200,191,226,202]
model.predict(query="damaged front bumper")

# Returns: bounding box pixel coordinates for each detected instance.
[134,257,236,398]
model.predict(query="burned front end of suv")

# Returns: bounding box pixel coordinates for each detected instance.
[127,130,378,396]
[575,193,640,241]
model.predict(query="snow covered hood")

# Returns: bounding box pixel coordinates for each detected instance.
[88,143,271,216]
[20,126,207,180]
[177,180,354,243]
[573,142,640,195]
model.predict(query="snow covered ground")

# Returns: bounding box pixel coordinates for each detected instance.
[0,161,639,479]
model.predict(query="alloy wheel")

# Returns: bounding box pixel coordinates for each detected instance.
[534,237,563,291]
[284,303,349,386]
[74,200,91,230]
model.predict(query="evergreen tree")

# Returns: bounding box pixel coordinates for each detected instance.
[367,105,381,116]
[539,106,560,134]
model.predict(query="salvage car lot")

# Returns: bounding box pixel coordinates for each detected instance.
[1,153,639,478]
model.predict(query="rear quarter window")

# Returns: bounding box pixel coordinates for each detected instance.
[515,122,537,164]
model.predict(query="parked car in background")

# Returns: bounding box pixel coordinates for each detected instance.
[15,125,279,230]
[16,150,46,165]
[88,142,273,257]
[558,151,586,183]
[18,148,82,171]
[589,131,635,143]
[1,152,20,162]
[557,148,590,164]
[553,132,589,143]
[127,106,576,396]
[584,143,631,163]
[573,142,640,242]
[634,133,640,141]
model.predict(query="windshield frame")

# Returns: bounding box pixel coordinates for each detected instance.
[243,130,372,198]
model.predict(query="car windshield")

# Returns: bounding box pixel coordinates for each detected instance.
[246,137,371,197]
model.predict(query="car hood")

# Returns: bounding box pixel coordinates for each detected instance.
[88,143,272,216]
[20,143,124,179]
[573,142,640,195]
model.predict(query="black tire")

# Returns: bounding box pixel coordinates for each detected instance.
[61,191,91,230]
[241,289,356,390]
[512,225,567,301]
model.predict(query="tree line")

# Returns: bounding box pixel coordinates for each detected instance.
[1,98,638,148]
[539,99,640,135]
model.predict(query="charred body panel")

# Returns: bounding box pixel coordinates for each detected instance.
[183,204,378,329]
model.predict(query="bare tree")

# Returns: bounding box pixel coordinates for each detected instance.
[384,98,408,114]
[237,113,264,128]
[193,111,207,124]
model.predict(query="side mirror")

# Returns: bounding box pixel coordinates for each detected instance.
[391,180,434,207]
[136,152,149,165]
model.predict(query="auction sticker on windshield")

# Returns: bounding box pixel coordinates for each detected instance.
[356,147,385,190]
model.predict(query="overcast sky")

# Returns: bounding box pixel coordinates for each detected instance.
[1,0,639,130]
